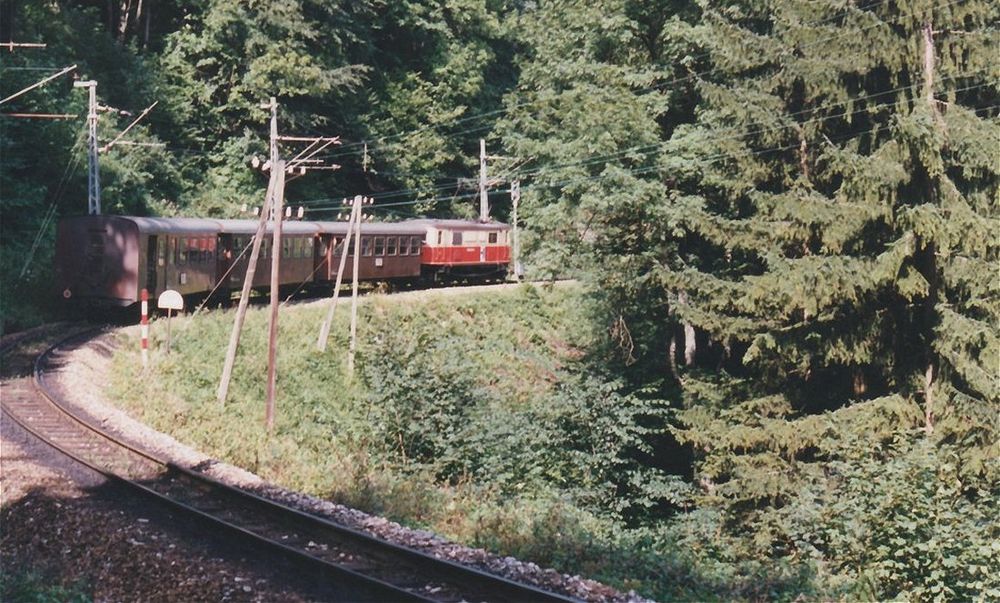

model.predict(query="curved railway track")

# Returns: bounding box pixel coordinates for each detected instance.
[1,327,579,603]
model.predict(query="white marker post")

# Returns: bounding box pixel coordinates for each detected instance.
[157,289,184,354]
[140,289,149,368]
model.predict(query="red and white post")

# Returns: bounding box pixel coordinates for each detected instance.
[140,288,149,368]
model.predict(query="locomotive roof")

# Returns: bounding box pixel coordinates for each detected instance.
[405,219,509,231]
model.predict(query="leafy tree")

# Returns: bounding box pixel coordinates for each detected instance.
[497,0,702,379]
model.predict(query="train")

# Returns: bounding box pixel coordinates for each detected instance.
[55,215,512,309]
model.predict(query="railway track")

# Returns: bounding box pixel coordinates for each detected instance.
[1,327,579,603]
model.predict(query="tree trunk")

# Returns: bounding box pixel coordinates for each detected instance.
[678,291,696,366]
[920,20,940,434]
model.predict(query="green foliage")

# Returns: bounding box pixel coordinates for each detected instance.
[0,569,90,603]
[789,439,1000,601]
[8,0,999,598]
[110,285,701,600]
[357,285,668,512]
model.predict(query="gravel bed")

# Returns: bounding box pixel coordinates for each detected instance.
[1,402,321,601]
[17,328,649,603]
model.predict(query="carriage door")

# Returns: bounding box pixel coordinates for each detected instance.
[217,234,234,290]
[146,235,159,295]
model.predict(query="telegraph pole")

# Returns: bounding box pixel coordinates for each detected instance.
[266,159,286,431]
[216,96,340,428]
[317,196,361,352]
[216,176,275,405]
[479,139,489,222]
[510,180,522,279]
[73,80,100,215]
[347,195,365,376]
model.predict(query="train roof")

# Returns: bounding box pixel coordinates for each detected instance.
[127,216,223,234]
[213,219,324,235]
[59,215,477,236]
[317,221,425,235]
[405,219,509,231]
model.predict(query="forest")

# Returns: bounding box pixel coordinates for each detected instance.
[1,0,997,600]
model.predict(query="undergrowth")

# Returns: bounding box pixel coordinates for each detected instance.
[106,284,1000,601]
[109,284,697,600]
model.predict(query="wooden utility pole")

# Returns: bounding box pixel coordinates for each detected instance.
[317,196,361,352]
[265,160,286,431]
[216,95,341,426]
[921,21,940,434]
[217,163,276,404]
[479,139,489,222]
[347,195,367,376]
[510,180,522,279]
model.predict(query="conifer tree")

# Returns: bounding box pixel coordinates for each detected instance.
[660,0,999,584]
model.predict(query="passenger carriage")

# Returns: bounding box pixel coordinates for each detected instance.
[55,214,511,309]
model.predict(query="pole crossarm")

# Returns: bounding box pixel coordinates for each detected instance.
[0,64,77,105]
[1,42,47,51]
[0,112,77,119]
[101,100,158,152]
[277,135,340,142]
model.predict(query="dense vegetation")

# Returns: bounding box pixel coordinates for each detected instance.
[4,0,997,600]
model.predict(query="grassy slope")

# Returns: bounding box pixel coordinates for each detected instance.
[109,284,692,599]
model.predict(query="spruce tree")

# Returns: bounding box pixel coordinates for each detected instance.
[660,0,998,592]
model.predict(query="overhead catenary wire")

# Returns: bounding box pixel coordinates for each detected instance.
[0,64,76,105]
[296,78,994,214]
[313,0,951,163]
[300,101,1000,216]
[19,124,88,279]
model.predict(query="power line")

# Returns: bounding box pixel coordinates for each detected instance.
[314,0,945,163]
[299,102,999,216]
[296,78,994,212]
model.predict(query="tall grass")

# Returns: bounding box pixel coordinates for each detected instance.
[109,284,707,600]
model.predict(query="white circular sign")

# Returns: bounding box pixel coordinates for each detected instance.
[157,289,184,311]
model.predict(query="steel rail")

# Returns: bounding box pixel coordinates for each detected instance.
[3,328,580,603]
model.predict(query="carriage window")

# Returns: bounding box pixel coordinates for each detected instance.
[437,231,443,245]
[452,232,462,245]
[359,237,371,256]
[374,237,385,256]
[261,239,269,260]
[386,237,397,256]
[335,236,355,256]
[318,237,328,256]
[489,232,498,244]
[411,236,422,255]
[306,237,315,257]
[157,237,167,266]
[178,237,188,264]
